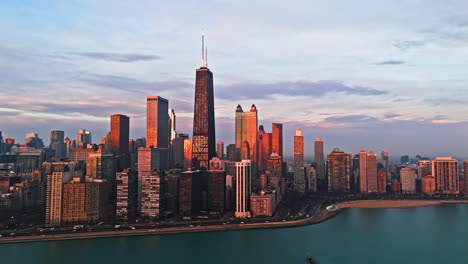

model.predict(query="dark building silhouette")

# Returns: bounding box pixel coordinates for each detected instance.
[192,36,216,169]
[110,114,130,170]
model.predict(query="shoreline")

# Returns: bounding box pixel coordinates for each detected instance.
[1,199,467,244]
[338,199,468,209]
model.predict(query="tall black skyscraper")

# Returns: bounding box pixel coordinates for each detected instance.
[192,36,216,169]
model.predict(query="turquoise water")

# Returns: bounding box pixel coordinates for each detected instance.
[1,204,467,264]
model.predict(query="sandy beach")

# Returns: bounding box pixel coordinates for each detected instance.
[339,200,468,209]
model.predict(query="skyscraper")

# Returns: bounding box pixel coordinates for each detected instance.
[192,36,216,169]
[257,125,272,172]
[314,137,326,185]
[272,123,283,158]
[116,169,137,222]
[140,170,164,220]
[76,130,92,148]
[50,130,65,159]
[110,114,130,170]
[110,114,130,155]
[381,151,390,181]
[168,108,177,141]
[225,160,252,218]
[327,148,351,192]
[147,96,169,149]
[183,139,193,169]
[432,157,459,194]
[217,141,224,159]
[293,129,305,192]
[358,150,367,192]
[235,105,258,163]
[366,152,378,193]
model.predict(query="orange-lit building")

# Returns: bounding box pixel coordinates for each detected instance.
[377,169,386,193]
[250,190,276,217]
[327,148,351,192]
[146,96,169,149]
[293,129,305,192]
[366,152,378,193]
[422,176,436,195]
[433,157,459,194]
[272,123,283,158]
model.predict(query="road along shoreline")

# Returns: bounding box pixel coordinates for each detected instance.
[2,199,467,244]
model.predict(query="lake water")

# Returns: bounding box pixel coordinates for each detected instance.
[1,204,467,264]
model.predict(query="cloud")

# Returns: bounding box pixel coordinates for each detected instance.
[323,114,379,124]
[375,60,406,65]
[424,98,465,106]
[217,81,388,100]
[69,52,162,62]
[392,98,411,102]
[431,115,448,121]
[384,113,400,119]
[393,40,427,51]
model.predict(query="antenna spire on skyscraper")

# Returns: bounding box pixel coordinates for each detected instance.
[201,34,205,67]
[205,45,208,68]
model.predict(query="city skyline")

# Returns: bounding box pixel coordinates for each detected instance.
[2,1,468,157]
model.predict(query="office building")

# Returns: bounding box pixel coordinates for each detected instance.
[314,137,326,184]
[381,151,390,181]
[293,129,305,192]
[110,114,130,171]
[76,130,92,148]
[50,130,66,159]
[257,125,272,172]
[271,123,283,158]
[216,141,224,159]
[192,37,216,169]
[183,139,192,169]
[235,105,258,163]
[147,96,169,149]
[179,169,203,218]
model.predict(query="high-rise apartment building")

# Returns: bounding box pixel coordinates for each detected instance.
[432,157,459,194]
[116,169,137,222]
[192,37,216,169]
[366,152,378,193]
[45,172,71,227]
[358,150,367,192]
[400,168,416,193]
[293,129,305,192]
[140,170,164,220]
[327,148,351,192]
[377,169,386,193]
[225,160,252,218]
[422,176,436,194]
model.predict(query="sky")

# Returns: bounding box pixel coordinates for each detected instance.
[1,0,468,159]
